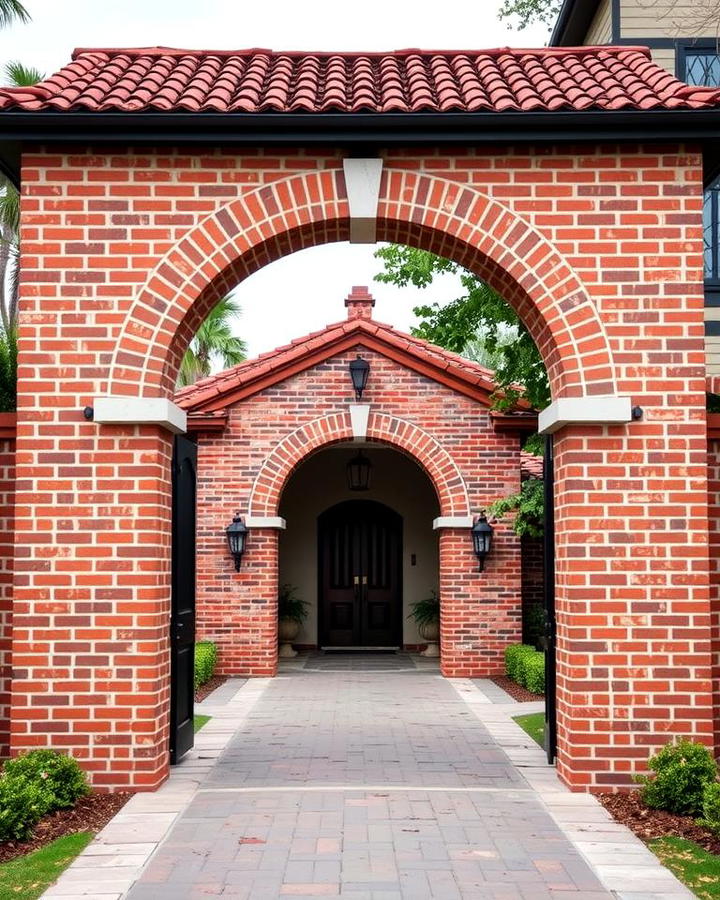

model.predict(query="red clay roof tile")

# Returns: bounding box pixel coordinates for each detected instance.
[0,46,718,113]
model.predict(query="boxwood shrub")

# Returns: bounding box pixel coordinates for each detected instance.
[0,749,90,843]
[194,641,218,689]
[504,643,545,695]
[637,739,717,816]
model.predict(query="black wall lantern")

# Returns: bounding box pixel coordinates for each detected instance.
[349,355,370,400]
[226,514,248,571]
[347,451,372,491]
[471,513,493,572]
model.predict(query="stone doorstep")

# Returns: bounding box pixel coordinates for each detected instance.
[41,677,264,900]
[451,679,694,900]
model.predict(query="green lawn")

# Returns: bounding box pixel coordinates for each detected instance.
[512,711,544,747]
[649,836,720,898]
[0,831,93,900]
[194,714,211,733]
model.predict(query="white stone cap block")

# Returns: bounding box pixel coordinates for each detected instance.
[244,517,286,529]
[538,395,633,435]
[343,158,383,243]
[350,403,370,439]
[93,397,187,434]
[433,516,474,530]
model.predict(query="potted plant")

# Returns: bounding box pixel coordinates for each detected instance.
[278,583,309,658]
[408,590,440,658]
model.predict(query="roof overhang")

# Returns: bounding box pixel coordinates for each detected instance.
[549,0,603,46]
[3,107,720,188]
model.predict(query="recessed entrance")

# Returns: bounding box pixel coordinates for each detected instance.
[278,443,440,653]
[318,499,402,648]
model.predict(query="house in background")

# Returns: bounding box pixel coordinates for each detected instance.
[550,0,720,374]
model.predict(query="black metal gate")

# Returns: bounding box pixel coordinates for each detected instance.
[543,433,557,764]
[170,434,197,765]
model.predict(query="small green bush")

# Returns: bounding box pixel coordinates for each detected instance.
[522,652,545,694]
[505,644,534,682]
[3,749,89,810]
[0,775,51,841]
[701,781,720,832]
[637,739,718,816]
[194,641,218,689]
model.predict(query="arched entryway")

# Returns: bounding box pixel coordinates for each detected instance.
[10,141,707,798]
[278,444,440,653]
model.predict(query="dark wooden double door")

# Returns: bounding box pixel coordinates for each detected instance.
[319,500,402,648]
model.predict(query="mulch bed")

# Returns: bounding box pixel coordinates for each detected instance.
[599,791,720,854]
[0,791,131,865]
[195,674,228,703]
[489,672,544,702]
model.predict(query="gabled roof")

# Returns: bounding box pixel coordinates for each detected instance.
[175,287,536,433]
[549,0,604,48]
[0,45,718,113]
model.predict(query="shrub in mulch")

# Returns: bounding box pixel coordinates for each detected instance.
[489,672,544,702]
[195,673,227,703]
[0,791,130,865]
[599,791,720,856]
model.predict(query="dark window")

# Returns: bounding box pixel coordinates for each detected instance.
[682,45,720,283]
[705,181,720,283]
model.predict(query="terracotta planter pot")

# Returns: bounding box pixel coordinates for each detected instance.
[278,617,301,657]
[418,620,440,657]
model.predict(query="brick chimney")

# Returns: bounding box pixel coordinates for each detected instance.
[345,285,375,320]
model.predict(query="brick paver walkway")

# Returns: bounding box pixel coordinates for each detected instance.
[126,657,613,899]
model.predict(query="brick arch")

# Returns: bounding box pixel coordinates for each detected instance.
[248,411,470,519]
[107,169,616,401]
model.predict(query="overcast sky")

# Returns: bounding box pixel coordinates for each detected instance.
[0,0,550,358]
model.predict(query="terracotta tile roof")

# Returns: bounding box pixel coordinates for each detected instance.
[520,451,544,479]
[1,46,718,113]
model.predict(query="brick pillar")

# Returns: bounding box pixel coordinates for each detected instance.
[211,528,278,678]
[438,525,521,677]
[0,434,14,759]
[553,422,713,791]
[709,441,720,752]
[10,424,174,790]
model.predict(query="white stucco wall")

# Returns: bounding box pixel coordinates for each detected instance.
[278,443,440,646]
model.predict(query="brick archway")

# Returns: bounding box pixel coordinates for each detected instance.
[107,169,616,402]
[248,410,470,519]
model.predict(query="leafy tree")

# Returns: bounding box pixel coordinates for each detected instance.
[498,0,561,30]
[374,245,550,410]
[178,296,247,387]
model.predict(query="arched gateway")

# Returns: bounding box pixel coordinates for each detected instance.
[0,45,718,792]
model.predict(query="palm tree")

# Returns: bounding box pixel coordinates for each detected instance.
[0,0,28,28]
[178,296,248,387]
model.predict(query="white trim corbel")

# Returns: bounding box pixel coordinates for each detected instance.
[244,516,286,530]
[93,397,187,434]
[433,516,474,530]
[538,395,633,435]
[343,158,383,243]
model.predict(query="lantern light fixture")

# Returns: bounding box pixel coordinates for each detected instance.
[346,451,372,491]
[348,355,370,401]
[226,513,248,572]
[471,512,493,572]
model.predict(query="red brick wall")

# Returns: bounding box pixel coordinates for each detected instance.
[194,348,522,678]
[0,438,14,759]
[709,442,720,752]
[13,145,710,791]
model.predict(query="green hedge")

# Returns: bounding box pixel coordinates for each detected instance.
[504,643,545,695]
[0,750,89,842]
[194,641,218,690]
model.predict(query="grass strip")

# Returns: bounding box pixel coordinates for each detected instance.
[512,711,544,747]
[0,831,93,900]
[194,714,211,733]
[648,835,720,898]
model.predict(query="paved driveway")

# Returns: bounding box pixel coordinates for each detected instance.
[126,655,611,899]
